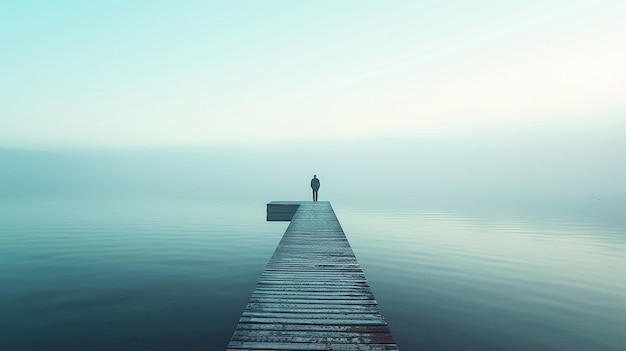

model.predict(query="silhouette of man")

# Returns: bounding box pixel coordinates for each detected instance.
[310,175,320,202]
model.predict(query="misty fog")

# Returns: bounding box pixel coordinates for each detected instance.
[2,128,623,223]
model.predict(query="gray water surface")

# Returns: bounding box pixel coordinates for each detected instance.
[1,197,624,350]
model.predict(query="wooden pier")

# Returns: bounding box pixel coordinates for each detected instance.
[227,201,399,350]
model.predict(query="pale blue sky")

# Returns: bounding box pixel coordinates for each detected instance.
[1,0,625,149]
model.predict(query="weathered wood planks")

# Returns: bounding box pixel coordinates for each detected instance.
[227,201,399,350]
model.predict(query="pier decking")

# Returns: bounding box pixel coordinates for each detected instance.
[227,201,399,350]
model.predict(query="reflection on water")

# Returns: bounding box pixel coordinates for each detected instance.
[335,204,626,351]
[1,198,624,350]
[0,198,287,350]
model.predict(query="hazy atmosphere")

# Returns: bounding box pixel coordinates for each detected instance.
[1,1,625,350]
[2,1,625,148]
[2,0,625,217]
[2,128,625,223]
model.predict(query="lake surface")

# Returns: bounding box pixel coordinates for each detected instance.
[1,196,624,350]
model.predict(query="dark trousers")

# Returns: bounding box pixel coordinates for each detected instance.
[312,189,319,202]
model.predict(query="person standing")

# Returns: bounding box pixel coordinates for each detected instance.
[310,175,320,202]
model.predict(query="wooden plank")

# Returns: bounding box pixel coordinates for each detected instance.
[227,201,398,350]
[247,298,380,305]
[239,315,389,324]
[231,316,387,328]
[231,330,395,343]
[227,341,399,350]
[233,324,394,333]
[253,287,373,293]
[243,304,382,313]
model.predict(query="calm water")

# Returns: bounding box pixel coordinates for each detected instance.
[1,197,624,350]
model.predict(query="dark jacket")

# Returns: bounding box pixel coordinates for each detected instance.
[311,178,320,190]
